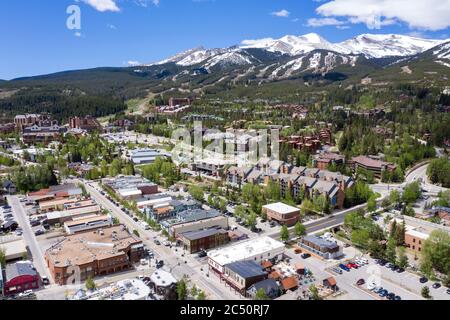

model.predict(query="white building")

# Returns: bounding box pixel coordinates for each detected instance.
[207,236,285,274]
[75,279,151,300]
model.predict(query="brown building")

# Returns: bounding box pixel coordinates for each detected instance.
[262,202,301,226]
[14,114,52,129]
[313,152,345,170]
[221,260,267,296]
[21,123,65,145]
[169,97,193,108]
[45,225,144,285]
[348,155,397,179]
[69,116,103,132]
[178,227,230,254]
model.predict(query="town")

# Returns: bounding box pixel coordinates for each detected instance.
[0,0,449,305]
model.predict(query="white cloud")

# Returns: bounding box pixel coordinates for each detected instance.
[271,9,290,18]
[316,0,450,31]
[107,24,117,29]
[80,0,120,12]
[153,0,160,6]
[74,32,82,37]
[307,17,345,27]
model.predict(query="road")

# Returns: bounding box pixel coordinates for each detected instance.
[76,179,239,300]
[7,195,52,283]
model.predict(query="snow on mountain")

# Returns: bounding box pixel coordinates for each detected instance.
[432,41,450,68]
[340,34,446,58]
[241,33,348,56]
[203,50,253,70]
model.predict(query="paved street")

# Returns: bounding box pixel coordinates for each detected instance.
[7,195,52,283]
[77,179,240,300]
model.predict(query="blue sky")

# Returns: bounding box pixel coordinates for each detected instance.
[1,0,449,79]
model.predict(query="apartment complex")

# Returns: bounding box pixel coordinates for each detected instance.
[45,225,144,285]
[312,152,345,170]
[21,123,66,145]
[69,116,103,132]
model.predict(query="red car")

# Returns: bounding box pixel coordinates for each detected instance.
[347,263,358,269]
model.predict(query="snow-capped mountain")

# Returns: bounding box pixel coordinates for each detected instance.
[430,41,450,68]
[241,33,349,56]
[340,34,447,58]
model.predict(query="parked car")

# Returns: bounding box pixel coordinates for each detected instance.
[197,250,207,258]
[432,282,441,289]
[154,239,161,245]
[41,277,50,285]
[18,290,33,298]
[356,279,365,286]
[396,267,405,273]
[339,264,350,272]
[301,253,311,259]
[419,277,428,283]
[34,229,45,236]
[394,295,402,300]
[332,268,343,275]
[367,282,377,290]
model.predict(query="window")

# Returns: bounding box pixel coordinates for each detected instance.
[413,239,416,243]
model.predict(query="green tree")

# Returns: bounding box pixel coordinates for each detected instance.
[386,237,397,264]
[176,279,188,300]
[367,196,377,213]
[85,277,96,291]
[402,182,421,204]
[421,286,431,299]
[133,230,140,238]
[190,285,198,298]
[0,247,6,268]
[246,212,257,229]
[309,285,322,300]
[368,239,385,259]
[397,246,408,269]
[294,222,306,237]
[254,288,269,300]
[196,291,206,300]
[420,230,450,276]
[351,229,370,248]
[189,185,205,202]
[280,225,290,242]
[389,190,401,206]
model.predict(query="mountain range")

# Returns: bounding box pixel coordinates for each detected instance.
[2,33,450,100]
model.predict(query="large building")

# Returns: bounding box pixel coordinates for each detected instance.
[28,184,83,204]
[221,260,267,296]
[64,215,113,235]
[312,152,345,170]
[14,113,52,129]
[46,204,102,225]
[170,215,229,238]
[262,202,301,226]
[3,261,40,295]
[178,227,230,253]
[348,155,397,179]
[0,236,27,262]
[129,148,165,165]
[298,235,343,259]
[69,116,103,132]
[396,216,450,254]
[21,123,66,145]
[45,225,144,285]
[103,176,159,200]
[208,237,285,274]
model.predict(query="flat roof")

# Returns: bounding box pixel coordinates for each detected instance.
[180,227,227,241]
[118,188,142,197]
[263,202,299,215]
[302,235,340,250]
[0,239,27,259]
[225,260,266,278]
[208,236,285,267]
[46,205,101,220]
[150,270,177,287]
[5,261,37,280]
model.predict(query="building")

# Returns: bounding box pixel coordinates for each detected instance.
[64,215,113,235]
[0,267,3,295]
[3,261,40,295]
[169,97,193,108]
[0,123,16,134]
[130,148,165,165]
[21,123,66,145]
[69,116,103,132]
[221,260,267,296]
[247,278,280,299]
[312,152,345,170]
[262,203,301,226]
[280,276,298,292]
[299,235,343,259]
[208,237,285,274]
[45,225,144,285]
[72,279,150,300]
[28,184,83,203]
[150,270,177,300]
[398,216,450,254]
[178,227,230,253]
[170,215,229,238]
[103,176,159,200]
[0,237,27,262]
[14,113,52,129]
[323,277,338,291]
[46,204,102,225]
[349,155,397,179]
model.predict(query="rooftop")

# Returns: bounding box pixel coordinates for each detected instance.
[45,225,142,267]
[208,236,285,266]
[225,260,267,279]
[150,270,177,287]
[5,261,37,281]
[302,235,340,250]
[180,227,228,241]
[263,203,300,215]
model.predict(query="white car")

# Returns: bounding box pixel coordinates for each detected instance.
[18,290,33,297]
[163,241,171,247]
[367,282,377,290]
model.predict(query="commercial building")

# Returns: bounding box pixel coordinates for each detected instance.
[129,148,165,165]
[348,155,397,179]
[298,235,343,259]
[208,237,285,274]
[169,97,193,108]
[150,270,177,300]
[3,261,40,295]
[14,113,52,129]
[221,260,267,296]
[397,216,450,254]
[178,227,230,253]
[0,236,27,262]
[64,215,113,235]
[46,204,102,225]
[262,203,301,226]
[170,215,229,238]
[28,184,83,203]
[72,279,150,300]
[45,225,144,285]
[103,176,159,200]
